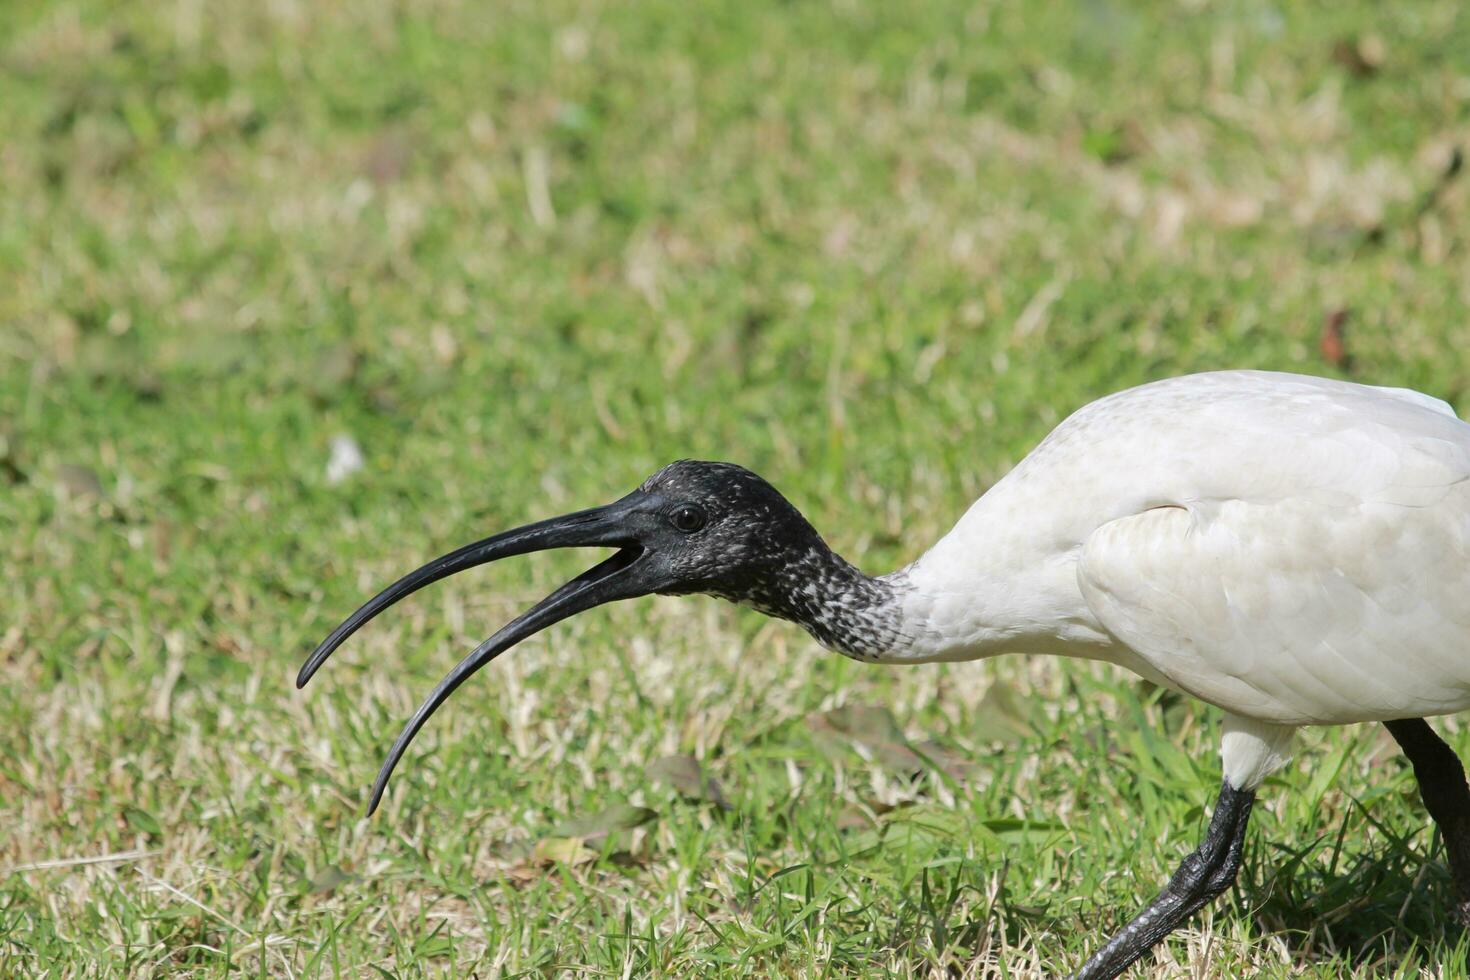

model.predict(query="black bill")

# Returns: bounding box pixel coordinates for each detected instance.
[298,491,668,814]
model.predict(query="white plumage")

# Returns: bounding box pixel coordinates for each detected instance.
[883,370,1470,791]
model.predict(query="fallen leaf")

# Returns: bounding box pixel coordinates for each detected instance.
[309,343,361,404]
[969,682,1039,745]
[307,864,356,894]
[523,802,657,874]
[911,739,975,783]
[835,798,897,831]
[1320,309,1351,369]
[548,802,657,846]
[646,755,730,808]
[57,463,102,499]
[362,129,413,184]
[807,705,924,771]
[122,806,160,838]
[504,864,543,886]
[121,366,163,401]
[531,837,599,866]
[0,427,27,484]
[1331,34,1385,78]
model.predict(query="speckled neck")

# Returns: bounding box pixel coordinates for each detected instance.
[732,546,910,662]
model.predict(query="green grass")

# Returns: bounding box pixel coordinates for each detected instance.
[4,0,1470,975]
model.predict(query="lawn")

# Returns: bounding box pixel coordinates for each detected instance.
[3,0,1470,975]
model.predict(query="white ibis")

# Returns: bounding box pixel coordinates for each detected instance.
[299,369,1470,978]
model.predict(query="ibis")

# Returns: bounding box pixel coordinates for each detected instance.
[299,369,1470,978]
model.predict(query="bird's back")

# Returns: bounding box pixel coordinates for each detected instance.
[900,370,1470,725]
[1010,371,1468,523]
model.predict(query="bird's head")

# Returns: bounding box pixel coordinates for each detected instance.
[298,459,833,813]
[636,459,827,600]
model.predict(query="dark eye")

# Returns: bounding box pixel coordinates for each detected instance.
[669,505,706,533]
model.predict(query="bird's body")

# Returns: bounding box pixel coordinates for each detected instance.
[301,368,1470,979]
[883,370,1470,726]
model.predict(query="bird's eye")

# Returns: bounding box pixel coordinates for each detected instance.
[669,505,706,533]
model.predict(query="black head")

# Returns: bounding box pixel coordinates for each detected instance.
[297,460,832,814]
[637,460,826,600]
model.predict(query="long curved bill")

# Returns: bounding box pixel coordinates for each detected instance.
[298,493,657,815]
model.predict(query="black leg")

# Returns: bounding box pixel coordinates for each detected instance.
[1384,718,1470,927]
[1071,781,1255,980]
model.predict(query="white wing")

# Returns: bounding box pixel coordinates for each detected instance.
[900,370,1470,726]
[1077,423,1470,725]
[1371,384,1458,419]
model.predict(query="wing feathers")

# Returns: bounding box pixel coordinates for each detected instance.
[1079,495,1470,725]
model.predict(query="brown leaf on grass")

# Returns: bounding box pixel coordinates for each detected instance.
[0,426,28,484]
[530,837,600,867]
[970,682,1040,745]
[124,367,164,401]
[911,739,975,783]
[547,802,657,846]
[646,755,730,809]
[510,803,659,877]
[1331,35,1385,78]
[503,864,542,886]
[362,129,413,184]
[1320,309,1351,369]
[804,710,853,764]
[807,705,923,771]
[57,464,102,499]
[307,864,356,894]
[808,705,987,781]
[835,798,899,831]
[309,343,361,405]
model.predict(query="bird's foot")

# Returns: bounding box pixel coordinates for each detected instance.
[1070,782,1256,980]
